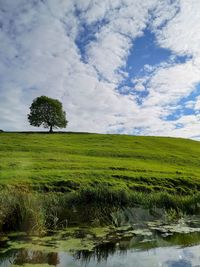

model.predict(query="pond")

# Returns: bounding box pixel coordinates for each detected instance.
[1,215,200,267]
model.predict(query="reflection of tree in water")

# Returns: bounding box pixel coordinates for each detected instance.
[13,249,59,265]
[74,241,128,265]
[48,252,60,265]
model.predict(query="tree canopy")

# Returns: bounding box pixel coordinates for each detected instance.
[28,96,68,132]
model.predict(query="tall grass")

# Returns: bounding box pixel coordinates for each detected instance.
[1,187,200,234]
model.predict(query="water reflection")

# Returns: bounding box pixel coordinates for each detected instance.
[0,243,200,267]
[1,226,200,267]
[73,245,200,267]
[57,246,200,267]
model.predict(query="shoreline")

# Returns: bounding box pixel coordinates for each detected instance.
[1,188,200,234]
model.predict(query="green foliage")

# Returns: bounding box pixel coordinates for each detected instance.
[27,96,67,132]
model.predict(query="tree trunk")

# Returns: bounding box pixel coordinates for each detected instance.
[49,125,53,133]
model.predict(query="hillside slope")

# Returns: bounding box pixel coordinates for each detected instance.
[0,132,200,194]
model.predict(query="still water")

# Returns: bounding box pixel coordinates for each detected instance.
[1,217,200,267]
[1,245,200,267]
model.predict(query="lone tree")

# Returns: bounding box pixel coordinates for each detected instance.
[28,96,68,132]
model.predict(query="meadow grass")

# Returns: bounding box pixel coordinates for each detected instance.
[1,132,200,232]
[1,132,200,194]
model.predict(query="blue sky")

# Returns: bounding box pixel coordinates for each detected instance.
[1,0,200,139]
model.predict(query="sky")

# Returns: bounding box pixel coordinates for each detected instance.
[1,0,200,139]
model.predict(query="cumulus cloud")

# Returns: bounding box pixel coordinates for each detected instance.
[155,0,200,58]
[145,61,200,106]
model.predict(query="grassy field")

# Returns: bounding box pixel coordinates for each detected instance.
[1,132,200,232]
[1,132,200,195]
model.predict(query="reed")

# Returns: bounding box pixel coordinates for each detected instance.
[1,188,200,234]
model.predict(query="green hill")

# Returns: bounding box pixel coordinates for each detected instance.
[1,132,200,195]
[1,132,200,232]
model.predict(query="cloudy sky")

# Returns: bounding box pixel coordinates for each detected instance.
[1,0,200,138]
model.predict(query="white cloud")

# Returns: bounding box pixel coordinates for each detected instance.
[85,0,158,83]
[184,100,195,109]
[132,77,148,92]
[144,61,200,106]
[87,30,131,83]
[0,0,200,139]
[194,96,200,111]
[134,83,145,92]
[155,0,200,58]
